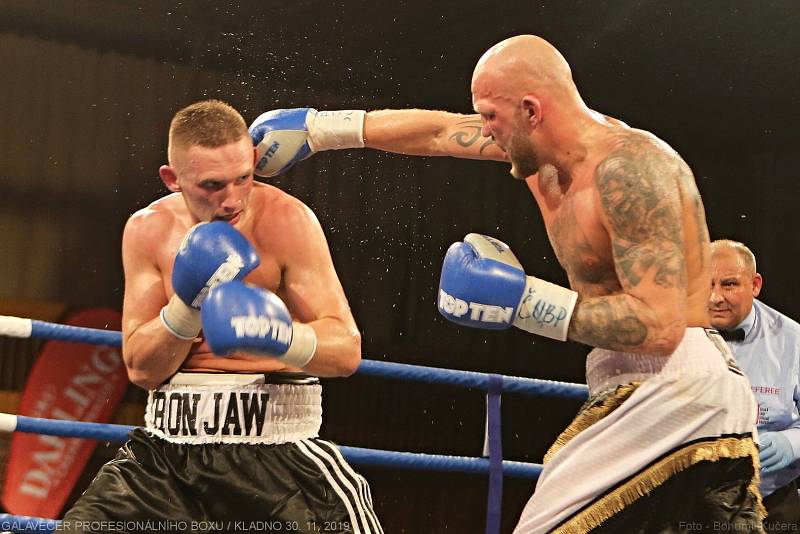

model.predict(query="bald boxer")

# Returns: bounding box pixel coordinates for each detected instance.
[252,35,763,532]
[710,240,800,531]
[61,100,382,534]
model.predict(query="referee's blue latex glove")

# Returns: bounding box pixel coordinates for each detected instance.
[759,431,796,475]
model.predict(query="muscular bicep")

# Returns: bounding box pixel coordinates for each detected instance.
[364,109,507,161]
[279,206,356,329]
[121,216,168,342]
[596,140,688,312]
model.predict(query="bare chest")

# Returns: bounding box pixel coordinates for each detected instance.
[157,229,283,298]
[528,176,620,295]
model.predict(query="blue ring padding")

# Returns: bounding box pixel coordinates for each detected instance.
[485,374,504,534]
[30,320,123,347]
[357,359,588,399]
[11,415,542,479]
[21,318,589,400]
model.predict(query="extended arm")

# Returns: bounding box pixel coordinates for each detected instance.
[249,107,507,176]
[363,109,506,160]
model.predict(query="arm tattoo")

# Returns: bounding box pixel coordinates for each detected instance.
[572,297,648,347]
[572,134,687,350]
[448,119,496,154]
[596,134,687,291]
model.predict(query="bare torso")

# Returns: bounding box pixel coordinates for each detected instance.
[362,108,708,353]
[145,184,301,373]
[526,122,711,329]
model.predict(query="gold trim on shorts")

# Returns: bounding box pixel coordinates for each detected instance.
[542,382,765,533]
[543,382,640,465]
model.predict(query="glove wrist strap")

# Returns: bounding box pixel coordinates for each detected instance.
[281,322,317,368]
[513,276,578,341]
[307,110,366,151]
[160,296,201,340]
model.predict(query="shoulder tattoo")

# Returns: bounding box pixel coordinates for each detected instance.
[595,134,687,291]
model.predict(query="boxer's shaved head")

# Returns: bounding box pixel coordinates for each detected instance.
[469,35,590,180]
[471,35,579,108]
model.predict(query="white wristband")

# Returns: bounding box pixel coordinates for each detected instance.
[281,322,317,368]
[306,109,366,152]
[160,296,201,341]
[513,276,578,341]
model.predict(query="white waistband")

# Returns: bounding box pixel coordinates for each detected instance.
[585,328,735,394]
[145,375,322,445]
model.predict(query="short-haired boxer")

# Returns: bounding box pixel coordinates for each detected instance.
[61,100,383,534]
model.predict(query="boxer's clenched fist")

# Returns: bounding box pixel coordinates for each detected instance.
[437,233,578,341]
[202,281,317,368]
[160,222,260,340]
[249,108,366,177]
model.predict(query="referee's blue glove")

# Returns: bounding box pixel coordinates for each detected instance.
[759,431,796,475]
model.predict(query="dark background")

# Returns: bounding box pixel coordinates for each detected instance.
[1,1,798,532]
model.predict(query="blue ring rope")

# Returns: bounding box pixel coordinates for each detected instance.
[357,359,587,399]
[4,318,588,399]
[30,320,123,347]
[5,414,542,479]
[0,314,568,533]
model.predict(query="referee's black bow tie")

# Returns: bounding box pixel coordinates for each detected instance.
[719,328,745,342]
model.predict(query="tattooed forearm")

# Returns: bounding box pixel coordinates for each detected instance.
[449,119,496,154]
[596,134,687,291]
[570,295,649,350]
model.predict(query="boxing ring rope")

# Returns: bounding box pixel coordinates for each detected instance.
[0,413,542,478]
[0,315,588,399]
[0,315,589,533]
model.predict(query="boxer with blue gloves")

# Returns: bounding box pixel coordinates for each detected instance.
[160,221,260,341]
[248,35,763,532]
[202,280,317,369]
[63,100,382,534]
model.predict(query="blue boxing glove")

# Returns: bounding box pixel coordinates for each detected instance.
[437,234,578,341]
[249,108,365,177]
[160,222,260,340]
[759,430,798,475]
[201,281,317,369]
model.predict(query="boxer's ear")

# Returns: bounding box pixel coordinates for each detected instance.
[520,95,542,129]
[159,165,181,192]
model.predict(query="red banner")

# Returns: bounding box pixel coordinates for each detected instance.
[2,308,129,518]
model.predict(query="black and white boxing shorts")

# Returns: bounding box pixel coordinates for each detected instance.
[61,372,383,534]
